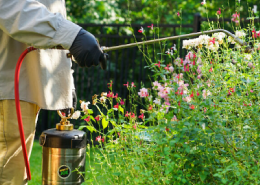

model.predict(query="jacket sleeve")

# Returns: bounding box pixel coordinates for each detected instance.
[0,0,81,49]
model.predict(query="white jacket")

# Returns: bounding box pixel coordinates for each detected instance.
[0,0,81,110]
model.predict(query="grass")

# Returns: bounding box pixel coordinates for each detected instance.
[29,141,110,185]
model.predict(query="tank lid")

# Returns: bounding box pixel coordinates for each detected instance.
[39,128,86,148]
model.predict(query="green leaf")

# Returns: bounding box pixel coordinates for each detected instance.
[102,118,109,129]
[78,126,97,133]
[119,106,124,114]
[110,120,117,127]
[199,171,208,182]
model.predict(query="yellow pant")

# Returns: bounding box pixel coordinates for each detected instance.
[0,100,39,185]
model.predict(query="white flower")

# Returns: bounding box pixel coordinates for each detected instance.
[202,90,212,99]
[153,98,161,105]
[81,101,90,112]
[202,123,206,130]
[71,110,81,119]
[100,96,106,103]
[235,30,246,38]
[243,125,251,129]
[228,36,236,44]
[244,54,252,61]
[148,95,153,101]
[169,66,174,72]
[183,96,192,103]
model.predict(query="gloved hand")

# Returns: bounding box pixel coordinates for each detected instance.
[61,89,77,116]
[69,28,108,70]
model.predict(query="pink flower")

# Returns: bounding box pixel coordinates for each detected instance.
[231,12,240,24]
[125,111,130,117]
[107,81,113,88]
[171,115,178,121]
[147,24,153,30]
[138,27,144,33]
[131,113,135,119]
[209,38,216,44]
[184,64,189,72]
[131,82,136,87]
[177,12,180,16]
[113,93,118,99]
[196,91,200,96]
[217,8,221,15]
[155,61,161,67]
[133,124,137,129]
[190,91,194,98]
[107,91,114,98]
[169,66,174,72]
[138,113,144,120]
[84,116,90,122]
[209,67,213,72]
[148,105,153,111]
[120,99,125,105]
[250,89,254,93]
[252,29,258,39]
[94,115,100,122]
[152,81,161,89]
[123,82,129,88]
[138,88,149,97]
[96,136,104,142]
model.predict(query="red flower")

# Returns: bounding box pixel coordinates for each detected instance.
[123,82,129,88]
[190,105,195,109]
[177,12,180,16]
[120,99,125,105]
[190,91,194,98]
[209,67,213,72]
[138,27,144,33]
[84,116,91,122]
[230,88,235,93]
[107,81,113,88]
[147,24,153,30]
[131,113,135,118]
[165,127,170,132]
[252,29,257,39]
[94,115,100,122]
[178,101,181,106]
[196,91,200,96]
[184,64,189,72]
[133,124,137,129]
[131,82,136,87]
[209,38,216,44]
[114,103,119,109]
[155,61,161,68]
[148,105,153,111]
[138,113,144,120]
[165,64,170,71]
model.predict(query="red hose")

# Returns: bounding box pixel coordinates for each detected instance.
[14,47,37,181]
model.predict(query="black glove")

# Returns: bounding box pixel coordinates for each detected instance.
[61,89,77,116]
[69,28,108,70]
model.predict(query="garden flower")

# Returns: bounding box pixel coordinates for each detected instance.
[171,115,178,121]
[190,105,195,109]
[100,96,106,103]
[113,93,118,98]
[152,81,162,89]
[169,66,174,72]
[155,61,161,67]
[177,12,180,16]
[184,64,189,72]
[248,62,253,68]
[96,136,104,142]
[81,101,90,112]
[84,116,91,122]
[147,24,153,30]
[71,110,81,119]
[131,82,136,87]
[171,44,177,51]
[174,57,183,66]
[235,30,246,38]
[107,81,113,88]
[148,95,153,101]
[114,103,119,109]
[202,89,212,99]
[165,49,173,56]
[148,105,153,111]
[138,88,149,97]
[138,27,144,33]
[107,91,114,98]
[231,12,240,24]
[138,113,144,120]
[201,0,206,5]
[153,98,161,105]
[209,67,213,72]
[202,123,206,130]
[197,91,200,96]
[125,111,130,117]
[183,96,192,103]
[123,82,129,87]
[165,127,169,132]
[131,113,136,118]
[253,5,257,14]
[95,115,100,122]
[120,99,125,105]
[133,124,137,129]
[217,8,221,15]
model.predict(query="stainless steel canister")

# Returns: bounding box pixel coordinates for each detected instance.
[40,128,86,185]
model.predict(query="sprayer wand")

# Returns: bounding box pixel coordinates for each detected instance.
[15,29,250,181]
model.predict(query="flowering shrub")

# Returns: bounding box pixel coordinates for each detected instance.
[72,8,260,185]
